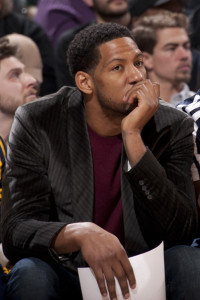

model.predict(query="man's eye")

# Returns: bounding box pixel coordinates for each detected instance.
[166,47,176,51]
[11,72,20,78]
[135,60,143,67]
[112,65,121,71]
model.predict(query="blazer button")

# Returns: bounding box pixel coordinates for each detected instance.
[139,180,144,186]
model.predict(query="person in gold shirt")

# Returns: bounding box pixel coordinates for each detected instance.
[0,135,6,299]
[0,136,6,202]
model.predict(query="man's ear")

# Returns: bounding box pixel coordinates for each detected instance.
[143,51,153,71]
[75,71,93,95]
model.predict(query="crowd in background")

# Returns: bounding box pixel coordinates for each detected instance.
[7,0,200,93]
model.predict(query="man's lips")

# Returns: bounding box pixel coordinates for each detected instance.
[25,90,37,101]
[177,64,191,72]
[26,94,37,101]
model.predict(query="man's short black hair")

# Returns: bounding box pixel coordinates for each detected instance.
[67,22,135,77]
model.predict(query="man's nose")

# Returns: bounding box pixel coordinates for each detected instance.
[127,65,144,84]
[177,46,191,59]
[23,72,37,87]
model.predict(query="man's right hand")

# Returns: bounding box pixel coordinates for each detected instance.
[51,222,136,300]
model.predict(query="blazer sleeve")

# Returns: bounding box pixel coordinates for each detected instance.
[125,115,198,248]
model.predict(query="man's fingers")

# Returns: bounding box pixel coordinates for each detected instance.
[105,251,136,300]
[112,262,132,299]
[119,253,136,290]
[79,225,135,299]
[105,272,117,300]
[123,80,160,107]
[95,267,117,300]
[152,81,160,98]
[94,258,135,300]
[95,269,108,298]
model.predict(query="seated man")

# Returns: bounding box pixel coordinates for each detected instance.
[0,135,6,299]
[1,23,199,300]
[0,37,38,143]
[0,136,6,203]
[177,91,200,213]
[0,37,39,273]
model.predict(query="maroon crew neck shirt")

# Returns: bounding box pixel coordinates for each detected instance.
[88,125,124,244]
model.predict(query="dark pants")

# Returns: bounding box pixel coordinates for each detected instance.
[6,257,82,300]
[164,245,200,300]
[0,265,7,299]
[5,245,200,300]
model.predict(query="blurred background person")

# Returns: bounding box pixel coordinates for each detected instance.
[6,33,43,96]
[34,0,95,49]
[132,11,194,106]
[0,0,57,96]
[0,36,41,285]
[0,37,38,143]
[184,0,200,18]
[132,11,200,220]
[177,91,200,216]
[0,135,6,278]
[12,0,38,18]
[190,6,200,53]
[55,0,132,88]
[0,135,5,212]
[0,135,6,300]
[129,0,186,20]
[130,0,200,92]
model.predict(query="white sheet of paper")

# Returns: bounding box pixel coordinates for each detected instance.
[78,241,166,300]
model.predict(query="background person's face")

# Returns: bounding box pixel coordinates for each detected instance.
[93,0,129,18]
[149,27,192,84]
[0,56,37,114]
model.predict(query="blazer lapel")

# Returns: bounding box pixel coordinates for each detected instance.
[66,90,94,222]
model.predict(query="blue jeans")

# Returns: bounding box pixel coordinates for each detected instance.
[6,257,82,300]
[165,245,200,300]
[5,245,200,300]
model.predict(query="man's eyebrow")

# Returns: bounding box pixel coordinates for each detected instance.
[135,52,144,59]
[163,41,191,48]
[104,52,144,67]
[7,67,23,76]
